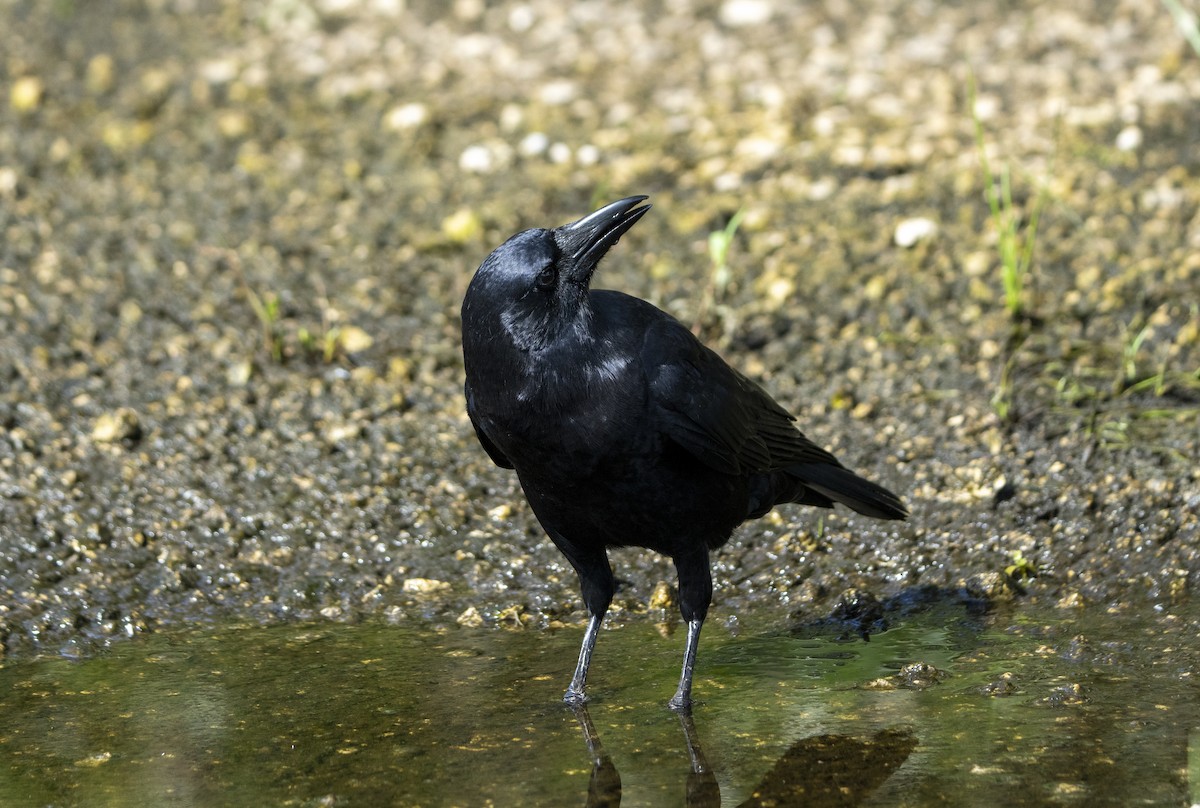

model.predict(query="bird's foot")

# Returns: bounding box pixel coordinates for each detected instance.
[667,692,693,714]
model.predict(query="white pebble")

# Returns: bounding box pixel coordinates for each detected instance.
[384,102,427,131]
[735,136,781,162]
[459,144,493,173]
[1115,124,1142,152]
[539,79,577,105]
[509,4,535,32]
[548,142,572,164]
[576,144,600,166]
[894,217,938,247]
[714,172,742,192]
[519,132,549,157]
[0,166,16,196]
[199,59,238,84]
[719,0,772,26]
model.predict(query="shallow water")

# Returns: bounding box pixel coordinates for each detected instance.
[1,603,1196,807]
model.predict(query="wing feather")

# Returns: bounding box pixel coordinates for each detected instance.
[643,319,839,475]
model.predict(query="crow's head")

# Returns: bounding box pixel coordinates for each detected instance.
[463,196,651,353]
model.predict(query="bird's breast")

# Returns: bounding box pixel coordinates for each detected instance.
[476,357,642,469]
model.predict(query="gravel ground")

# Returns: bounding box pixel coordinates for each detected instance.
[1,0,1198,659]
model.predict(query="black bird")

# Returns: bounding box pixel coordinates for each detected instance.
[461,196,907,711]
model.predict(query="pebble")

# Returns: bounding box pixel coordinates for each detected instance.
[893,217,938,248]
[403,578,452,595]
[719,0,773,27]
[442,208,483,242]
[1115,124,1142,152]
[518,132,549,156]
[385,102,428,131]
[337,325,374,354]
[10,76,42,112]
[459,144,494,173]
[92,409,142,444]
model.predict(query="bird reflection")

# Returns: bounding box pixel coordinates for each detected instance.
[573,704,622,808]
[571,705,916,808]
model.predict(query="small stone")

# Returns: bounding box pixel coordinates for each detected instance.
[862,677,897,690]
[217,110,250,138]
[982,672,1019,696]
[10,76,43,112]
[495,603,528,628]
[1056,591,1085,609]
[1114,125,1142,152]
[92,408,142,444]
[763,275,794,306]
[0,167,16,197]
[548,142,571,164]
[648,581,676,610]
[893,217,938,248]
[719,0,772,27]
[961,571,1014,603]
[453,0,483,22]
[862,274,888,301]
[337,325,373,354]
[518,132,549,157]
[384,102,427,131]
[442,208,482,243]
[199,58,238,84]
[850,401,874,419]
[459,144,493,173]
[227,360,253,387]
[538,79,577,105]
[896,661,947,689]
[456,606,484,627]
[73,752,113,768]
[403,578,451,595]
[86,54,115,94]
[508,5,535,31]
[118,299,143,326]
[1037,682,1087,707]
[323,422,361,444]
[576,144,600,166]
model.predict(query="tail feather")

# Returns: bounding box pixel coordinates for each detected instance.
[787,464,908,521]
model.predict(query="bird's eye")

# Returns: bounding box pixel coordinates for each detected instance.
[535,265,557,290]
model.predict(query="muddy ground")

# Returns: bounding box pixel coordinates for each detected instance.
[0,0,1198,660]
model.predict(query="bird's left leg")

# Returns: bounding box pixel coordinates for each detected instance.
[669,547,712,712]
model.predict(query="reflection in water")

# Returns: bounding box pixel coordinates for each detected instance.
[679,712,721,808]
[574,705,621,808]
[572,705,916,807]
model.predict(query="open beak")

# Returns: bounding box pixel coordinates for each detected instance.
[555,196,651,283]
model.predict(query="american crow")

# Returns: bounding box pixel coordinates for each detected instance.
[462,196,907,711]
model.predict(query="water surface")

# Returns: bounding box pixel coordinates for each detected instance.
[1,603,1196,806]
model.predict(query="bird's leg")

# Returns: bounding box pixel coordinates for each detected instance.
[564,551,615,706]
[565,612,604,705]
[668,547,712,713]
[668,618,704,712]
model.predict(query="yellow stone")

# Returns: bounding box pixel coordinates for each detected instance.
[11,76,43,112]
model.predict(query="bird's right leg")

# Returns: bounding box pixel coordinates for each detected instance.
[564,551,615,706]
[669,547,712,712]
